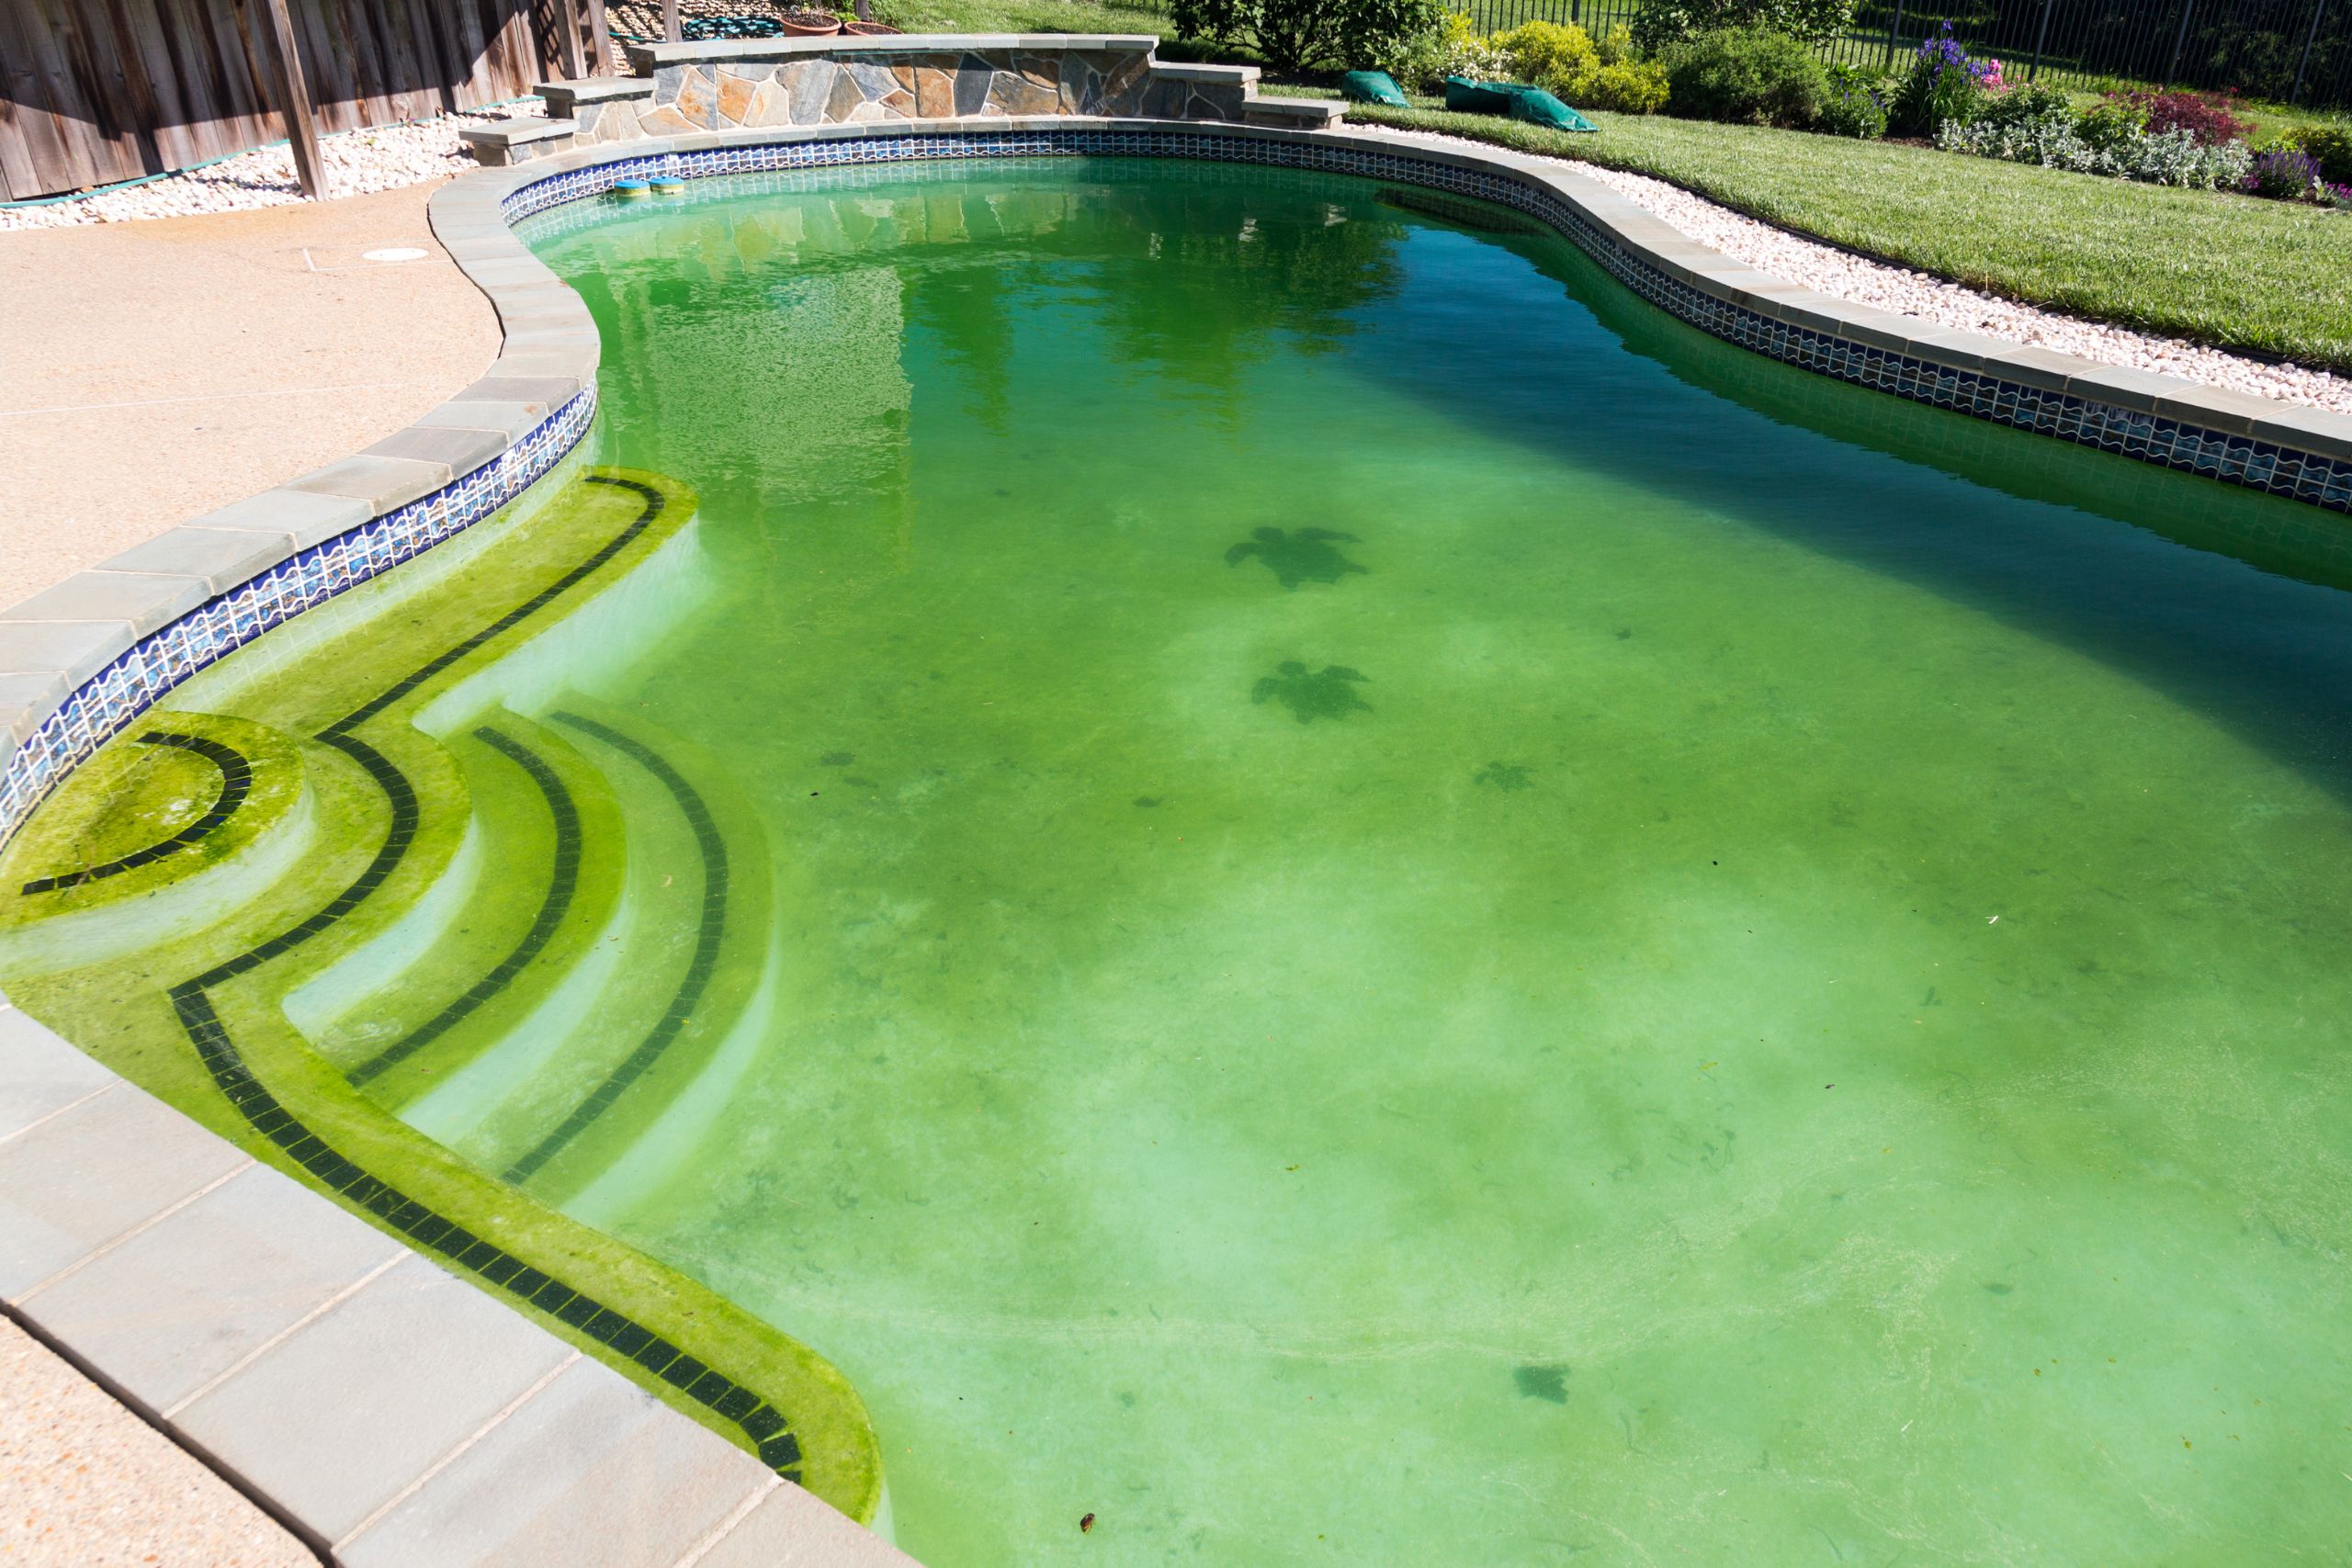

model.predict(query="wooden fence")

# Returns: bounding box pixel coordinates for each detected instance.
[0,0,607,201]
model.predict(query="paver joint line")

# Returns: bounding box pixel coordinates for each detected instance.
[669,1475,785,1568]
[0,1077,118,1149]
[14,1156,255,1304]
[159,1251,406,1421]
[330,1348,585,1552]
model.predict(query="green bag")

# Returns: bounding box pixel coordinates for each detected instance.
[1442,75,1514,114]
[1501,85,1599,132]
[1442,76,1600,132]
[1340,70,1410,107]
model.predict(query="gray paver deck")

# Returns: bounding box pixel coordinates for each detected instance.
[0,1082,251,1299]
[173,1251,576,1542]
[17,1160,403,1414]
[337,1356,768,1566]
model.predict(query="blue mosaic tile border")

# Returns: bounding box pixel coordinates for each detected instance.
[0,389,598,841]
[503,127,2352,517]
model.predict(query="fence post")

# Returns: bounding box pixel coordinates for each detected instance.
[2163,0,2197,88]
[259,0,322,199]
[585,0,616,73]
[662,0,682,41]
[2029,0,2054,79]
[2290,0,2326,101]
[1885,0,1906,67]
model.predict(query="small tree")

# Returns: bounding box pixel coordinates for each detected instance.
[1174,0,1443,75]
[1632,0,1851,58]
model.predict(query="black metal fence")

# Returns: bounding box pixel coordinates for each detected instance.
[1456,0,2352,107]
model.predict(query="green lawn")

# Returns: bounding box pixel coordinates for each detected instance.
[1332,102,2352,370]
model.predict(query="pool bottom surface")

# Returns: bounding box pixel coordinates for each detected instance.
[16,157,2352,1563]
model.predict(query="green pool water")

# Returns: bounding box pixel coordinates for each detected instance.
[15,156,2352,1562]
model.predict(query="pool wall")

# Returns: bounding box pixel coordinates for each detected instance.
[4,99,2352,1568]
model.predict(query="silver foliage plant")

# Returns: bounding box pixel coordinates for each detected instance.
[1939,112,2255,190]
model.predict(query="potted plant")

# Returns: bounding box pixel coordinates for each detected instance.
[781,8,842,34]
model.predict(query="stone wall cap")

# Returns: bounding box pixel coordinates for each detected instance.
[628,32,1159,69]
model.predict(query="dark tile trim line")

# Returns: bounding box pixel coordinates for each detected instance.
[507,710,729,1185]
[498,125,2352,515]
[158,473,806,1483]
[19,730,252,895]
[346,725,583,1088]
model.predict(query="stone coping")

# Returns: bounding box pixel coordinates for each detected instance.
[625,31,1159,70]
[6,103,2352,1568]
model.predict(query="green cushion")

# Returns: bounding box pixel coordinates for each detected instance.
[1340,70,1411,107]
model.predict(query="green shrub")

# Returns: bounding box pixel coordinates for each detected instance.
[1490,17,1668,111]
[2072,95,2146,153]
[1584,57,1671,111]
[2287,120,2352,186]
[1661,27,1826,128]
[1815,62,1888,138]
[1172,0,1442,74]
[1496,18,1599,83]
[1632,0,1851,56]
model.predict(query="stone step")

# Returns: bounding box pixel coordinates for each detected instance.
[1243,95,1348,129]
[457,116,578,167]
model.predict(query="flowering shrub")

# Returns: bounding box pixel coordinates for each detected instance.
[2119,88,2250,146]
[1890,22,1996,136]
[2243,147,2322,199]
[1388,8,1504,89]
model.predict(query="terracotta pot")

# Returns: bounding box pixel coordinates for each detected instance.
[780,11,842,35]
[842,19,902,33]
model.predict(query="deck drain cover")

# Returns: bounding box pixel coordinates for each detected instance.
[362,246,429,263]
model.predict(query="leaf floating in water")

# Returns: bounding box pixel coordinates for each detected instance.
[1080,1512,1096,1533]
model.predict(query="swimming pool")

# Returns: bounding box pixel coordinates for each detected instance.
[11,153,2352,1562]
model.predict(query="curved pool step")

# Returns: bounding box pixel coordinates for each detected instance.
[0,711,321,977]
[300,711,628,1110]
[444,700,775,1205]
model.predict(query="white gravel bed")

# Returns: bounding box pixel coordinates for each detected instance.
[0,102,545,231]
[1370,123,2352,418]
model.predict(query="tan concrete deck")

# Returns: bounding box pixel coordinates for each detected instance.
[2,1316,314,1566]
[0,178,496,1562]
[0,180,501,610]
